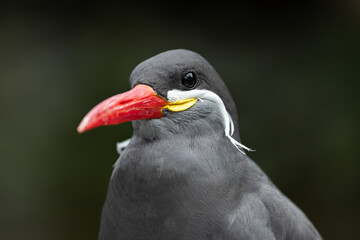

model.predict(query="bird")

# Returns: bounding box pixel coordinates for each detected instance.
[77,49,321,240]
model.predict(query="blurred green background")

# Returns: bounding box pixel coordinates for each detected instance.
[0,1,359,239]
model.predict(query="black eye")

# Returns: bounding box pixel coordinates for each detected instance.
[181,72,197,88]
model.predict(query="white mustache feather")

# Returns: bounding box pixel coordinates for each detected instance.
[167,89,252,154]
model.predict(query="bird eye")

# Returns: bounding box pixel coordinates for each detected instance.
[181,72,197,88]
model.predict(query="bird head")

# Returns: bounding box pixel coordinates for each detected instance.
[77,49,250,152]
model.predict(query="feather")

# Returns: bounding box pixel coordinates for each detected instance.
[167,89,252,154]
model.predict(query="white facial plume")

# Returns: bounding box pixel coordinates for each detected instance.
[167,89,252,154]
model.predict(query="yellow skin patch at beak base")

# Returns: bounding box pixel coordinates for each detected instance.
[164,98,198,112]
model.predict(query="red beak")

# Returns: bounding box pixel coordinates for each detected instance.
[77,84,168,133]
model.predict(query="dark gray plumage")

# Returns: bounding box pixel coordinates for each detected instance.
[98,49,321,240]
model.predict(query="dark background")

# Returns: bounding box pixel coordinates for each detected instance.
[1,1,359,239]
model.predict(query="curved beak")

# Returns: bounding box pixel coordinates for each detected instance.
[77,84,168,133]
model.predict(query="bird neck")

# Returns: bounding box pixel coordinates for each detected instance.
[133,111,228,142]
[102,134,250,238]
[109,130,247,203]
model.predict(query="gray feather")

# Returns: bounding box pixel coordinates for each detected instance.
[98,49,321,240]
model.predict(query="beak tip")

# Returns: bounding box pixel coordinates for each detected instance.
[77,127,84,134]
[77,116,90,134]
[77,124,85,134]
